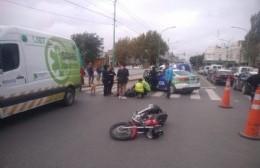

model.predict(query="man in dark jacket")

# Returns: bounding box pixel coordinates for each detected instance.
[149,66,158,91]
[102,65,109,96]
[247,66,260,102]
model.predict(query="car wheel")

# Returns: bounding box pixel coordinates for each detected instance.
[63,87,75,106]
[170,84,176,94]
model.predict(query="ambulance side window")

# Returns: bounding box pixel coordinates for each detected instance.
[0,44,19,72]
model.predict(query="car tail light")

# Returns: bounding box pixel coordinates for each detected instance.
[177,77,189,82]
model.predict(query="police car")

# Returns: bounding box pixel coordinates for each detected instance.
[144,69,200,94]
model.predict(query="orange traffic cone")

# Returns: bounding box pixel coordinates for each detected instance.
[240,86,260,140]
[219,75,233,108]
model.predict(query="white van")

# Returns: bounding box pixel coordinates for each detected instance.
[0,26,82,118]
[210,64,222,70]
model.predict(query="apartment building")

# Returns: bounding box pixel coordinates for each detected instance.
[204,40,246,65]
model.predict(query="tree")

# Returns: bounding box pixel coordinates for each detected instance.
[71,32,104,66]
[114,30,169,66]
[115,37,130,65]
[244,11,260,65]
[189,54,204,69]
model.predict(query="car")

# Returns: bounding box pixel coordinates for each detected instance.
[203,65,210,75]
[233,66,254,77]
[176,63,191,72]
[233,72,254,94]
[207,69,234,86]
[144,69,200,94]
[209,64,222,71]
[198,67,204,74]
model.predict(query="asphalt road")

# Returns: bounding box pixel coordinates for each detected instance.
[0,70,259,168]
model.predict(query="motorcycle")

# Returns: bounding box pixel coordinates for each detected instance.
[109,104,168,141]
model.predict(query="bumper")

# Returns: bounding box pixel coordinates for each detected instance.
[175,83,200,91]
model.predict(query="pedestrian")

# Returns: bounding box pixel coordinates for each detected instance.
[96,66,102,82]
[107,65,116,95]
[117,63,129,99]
[247,64,260,102]
[164,62,174,99]
[102,64,109,96]
[87,62,94,86]
[134,78,144,98]
[80,66,86,85]
[149,66,158,91]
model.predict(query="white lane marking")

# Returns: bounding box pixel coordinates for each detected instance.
[171,94,181,98]
[190,90,200,100]
[205,89,221,101]
[152,92,165,97]
[201,86,216,89]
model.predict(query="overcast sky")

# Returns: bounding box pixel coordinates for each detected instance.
[1,0,259,58]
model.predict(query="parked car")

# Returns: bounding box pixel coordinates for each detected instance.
[233,72,254,94]
[207,69,234,86]
[144,69,200,94]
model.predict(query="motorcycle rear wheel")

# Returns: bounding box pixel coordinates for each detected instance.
[109,122,133,141]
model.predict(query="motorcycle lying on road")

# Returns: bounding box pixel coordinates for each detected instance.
[109,104,168,141]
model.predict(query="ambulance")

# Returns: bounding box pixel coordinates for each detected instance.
[0,26,82,118]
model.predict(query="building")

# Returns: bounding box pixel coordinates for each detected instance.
[204,40,246,65]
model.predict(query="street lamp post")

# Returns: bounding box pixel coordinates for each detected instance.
[157,26,176,66]
[112,0,117,67]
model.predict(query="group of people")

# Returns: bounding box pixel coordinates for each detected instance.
[80,61,175,100]
[80,62,130,99]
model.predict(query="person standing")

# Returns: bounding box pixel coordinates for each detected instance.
[80,66,86,85]
[102,65,109,96]
[107,65,116,95]
[87,62,94,86]
[164,62,174,99]
[247,65,260,102]
[149,66,158,91]
[96,66,102,82]
[117,63,129,99]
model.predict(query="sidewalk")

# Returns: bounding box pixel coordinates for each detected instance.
[82,73,143,88]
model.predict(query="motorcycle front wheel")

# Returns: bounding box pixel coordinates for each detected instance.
[109,122,133,141]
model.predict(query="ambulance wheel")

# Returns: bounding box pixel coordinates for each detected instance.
[63,87,75,106]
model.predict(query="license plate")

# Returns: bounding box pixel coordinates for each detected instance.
[159,81,165,85]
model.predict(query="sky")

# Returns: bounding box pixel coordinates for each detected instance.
[0,0,260,59]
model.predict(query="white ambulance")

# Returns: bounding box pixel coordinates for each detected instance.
[0,26,82,118]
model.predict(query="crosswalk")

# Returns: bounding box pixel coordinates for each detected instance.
[82,85,222,101]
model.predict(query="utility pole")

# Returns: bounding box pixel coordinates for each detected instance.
[112,0,117,67]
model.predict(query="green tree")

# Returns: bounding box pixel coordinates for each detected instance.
[71,32,104,66]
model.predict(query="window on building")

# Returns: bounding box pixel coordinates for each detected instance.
[0,44,19,72]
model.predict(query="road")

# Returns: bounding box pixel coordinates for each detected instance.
[0,69,259,168]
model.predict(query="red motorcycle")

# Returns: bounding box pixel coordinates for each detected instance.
[109,104,168,140]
